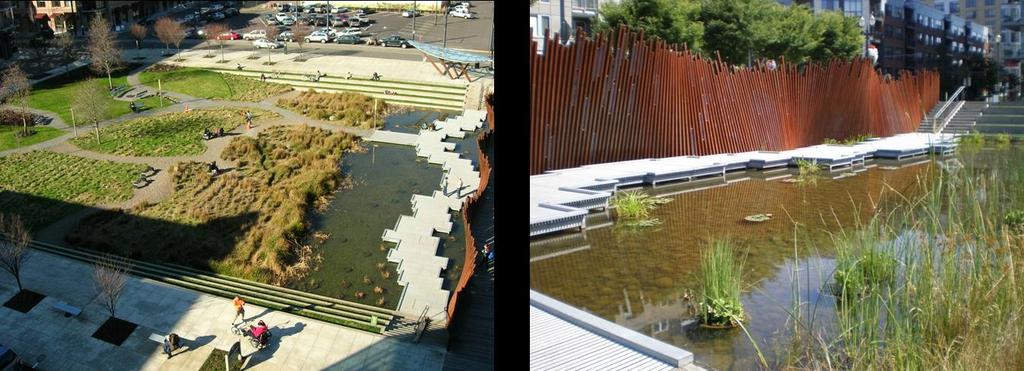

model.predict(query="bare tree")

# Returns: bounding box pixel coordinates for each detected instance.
[291,24,311,61]
[54,33,78,76]
[72,78,106,144]
[169,23,187,61]
[93,253,133,318]
[204,23,230,62]
[0,66,31,137]
[264,25,279,64]
[87,14,121,90]
[0,214,31,293]
[129,23,147,50]
[154,18,176,55]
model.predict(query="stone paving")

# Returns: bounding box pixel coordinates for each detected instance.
[0,248,445,370]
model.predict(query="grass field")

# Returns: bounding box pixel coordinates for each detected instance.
[0,151,146,230]
[277,90,385,129]
[69,108,279,157]
[138,68,293,102]
[0,126,65,151]
[69,125,356,284]
[28,66,163,125]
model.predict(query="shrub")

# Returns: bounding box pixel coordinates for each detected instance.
[1006,210,1024,234]
[994,133,1012,147]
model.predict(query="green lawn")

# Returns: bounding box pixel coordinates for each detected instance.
[69,108,279,157]
[138,68,293,102]
[28,67,164,125]
[0,126,65,151]
[0,151,145,231]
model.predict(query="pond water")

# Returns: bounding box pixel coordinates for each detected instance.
[295,110,474,310]
[529,145,1024,370]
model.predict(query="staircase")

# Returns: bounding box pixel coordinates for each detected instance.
[23,239,410,335]
[208,67,467,111]
[917,101,987,134]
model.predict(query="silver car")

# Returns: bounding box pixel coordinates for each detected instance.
[252,38,283,49]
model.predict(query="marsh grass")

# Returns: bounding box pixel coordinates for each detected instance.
[276,90,386,129]
[960,130,985,147]
[994,133,1012,147]
[775,157,1024,370]
[795,159,822,177]
[698,240,746,327]
[610,189,670,227]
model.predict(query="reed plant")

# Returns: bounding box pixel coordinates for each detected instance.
[795,159,821,176]
[778,159,1024,369]
[994,132,1012,147]
[610,189,669,226]
[698,240,746,327]
[960,130,985,147]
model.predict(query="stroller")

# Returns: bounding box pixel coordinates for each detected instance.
[231,319,271,350]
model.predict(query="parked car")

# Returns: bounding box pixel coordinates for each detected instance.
[334,7,349,13]
[210,4,224,11]
[243,29,267,40]
[449,8,473,19]
[184,27,200,39]
[217,31,241,40]
[224,7,239,16]
[277,31,294,42]
[334,34,362,44]
[305,31,333,43]
[358,7,375,14]
[281,17,295,26]
[209,12,225,20]
[253,38,283,49]
[275,13,289,22]
[378,35,410,48]
[351,14,369,25]
[336,27,363,37]
[402,9,420,18]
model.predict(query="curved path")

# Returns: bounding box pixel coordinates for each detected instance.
[10,68,380,243]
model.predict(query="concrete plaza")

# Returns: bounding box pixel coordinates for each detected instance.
[0,248,445,370]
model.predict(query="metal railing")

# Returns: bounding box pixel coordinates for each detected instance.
[932,85,966,133]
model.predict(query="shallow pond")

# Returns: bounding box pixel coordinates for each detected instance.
[529,145,1024,370]
[296,110,475,310]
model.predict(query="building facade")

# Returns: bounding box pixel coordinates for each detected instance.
[29,1,184,36]
[529,0,600,53]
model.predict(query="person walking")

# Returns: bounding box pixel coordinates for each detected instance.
[233,296,246,324]
[245,111,254,130]
[261,73,266,82]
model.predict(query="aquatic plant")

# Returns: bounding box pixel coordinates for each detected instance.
[794,159,821,176]
[994,133,1012,147]
[1006,210,1024,234]
[376,298,386,306]
[830,222,897,301]
[355,291,365,299]
[362,274,372,285]
[698,240,745,327]
[376,262,386,271]
[842,134,871,145]
[380,270,391,279]
[610,190,670,227]
[373,286,384,295]
[960,130,985,146]
[823,138,840,145]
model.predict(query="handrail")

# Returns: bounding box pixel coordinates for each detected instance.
[933,85,966,132]
[936,100,965,134]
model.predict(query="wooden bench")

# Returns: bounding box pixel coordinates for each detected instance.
[110,85,130,98]
[52,301,81,317]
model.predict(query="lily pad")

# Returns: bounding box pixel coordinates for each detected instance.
[744,213,773,223]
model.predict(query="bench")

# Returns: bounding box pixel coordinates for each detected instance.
[141,166,159,178]
[33,116,52,125]
[52,301,81,317]
[110,85,129,98]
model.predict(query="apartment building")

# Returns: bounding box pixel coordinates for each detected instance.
[529,0,600,53]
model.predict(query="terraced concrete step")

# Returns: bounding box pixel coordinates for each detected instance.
[222,70,466,97]
[209,67,466,93]
[27,240,397,333]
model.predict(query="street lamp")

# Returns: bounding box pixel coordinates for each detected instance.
[860,15,877,59]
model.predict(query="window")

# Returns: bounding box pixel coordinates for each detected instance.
[540,15,550,37]
[986,9,995,18]
[36,1,45,6]
[937,3,945,12]
[968,10,976,18]
[985,0,994,5]
[966,0,976,7]
[951,2,960,13]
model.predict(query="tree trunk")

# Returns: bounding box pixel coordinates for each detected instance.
[94,122,100,144]
[14,274,22,292]
[107,69,113,90]
[135,40,140,49]
[22,116,27,137]
[220,44,225,62]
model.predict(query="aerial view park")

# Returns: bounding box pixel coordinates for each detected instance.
[0,1,493,369]
[529,0,1024,370]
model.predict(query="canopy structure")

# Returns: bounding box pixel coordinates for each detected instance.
[409,41,493,82]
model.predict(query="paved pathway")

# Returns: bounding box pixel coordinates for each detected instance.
[0,248,444,371]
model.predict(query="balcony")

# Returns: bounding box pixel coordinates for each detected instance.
[572,0,598,17]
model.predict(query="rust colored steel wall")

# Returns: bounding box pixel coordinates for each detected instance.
[530,28,940,174]
[446,129,493,326]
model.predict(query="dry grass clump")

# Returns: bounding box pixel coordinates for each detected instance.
[68,125,354,285]
[276,89,385,129]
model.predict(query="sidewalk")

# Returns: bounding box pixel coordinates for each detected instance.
[0,248,445,370]
[127,47,474,87]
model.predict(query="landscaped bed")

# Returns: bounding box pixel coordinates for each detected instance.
[138,66,293,102]
[276,90,386,129]
[27,64,163,124]
[0,151,146,230]
[67,125,357,285]
[68,108,279,157]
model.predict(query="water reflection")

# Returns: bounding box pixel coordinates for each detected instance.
[530,155,957,370]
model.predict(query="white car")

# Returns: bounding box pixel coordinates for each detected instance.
[275,12,289,22]
[305,31,333,43]
[450,8,473,19]
[243,29,266,40]
[350,14,369,25]
[281,17,295,26]
[334,7,349,13]
[402,9,420,18]
[253,38,283,49]
[336,27,363,37]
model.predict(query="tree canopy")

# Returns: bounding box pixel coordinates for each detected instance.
[595,0,865,65]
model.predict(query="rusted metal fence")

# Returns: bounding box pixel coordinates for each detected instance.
[530,28,940,174]
[446,128,493,326]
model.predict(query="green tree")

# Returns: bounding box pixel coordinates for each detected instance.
[964,55,1000,99]
[808,11,863,62]
[750,3,818,65]
[596,0,703,51]
[700,0,751,64]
